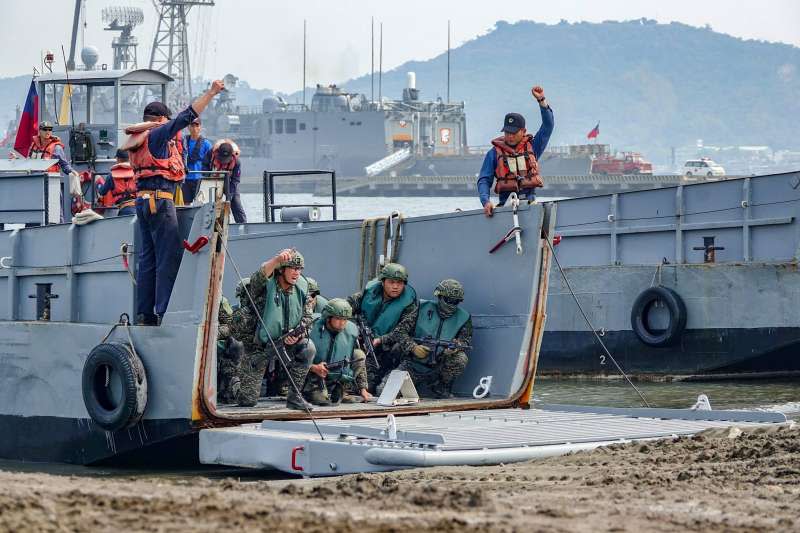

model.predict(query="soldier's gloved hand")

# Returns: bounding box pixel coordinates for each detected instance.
[412,344,431,359]
[69,171,82,197]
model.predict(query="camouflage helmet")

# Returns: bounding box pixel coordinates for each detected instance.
[322,298,353,319]
[434,279,464,302]
[305,277,320,296]
[378,262,408,282]
[278,250,304,270]
[235,277,251,300]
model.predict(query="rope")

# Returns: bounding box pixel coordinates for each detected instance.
[215,223,325,440]
[544,230,651,408]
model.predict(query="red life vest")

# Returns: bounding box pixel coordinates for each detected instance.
[123,122,185,182]
[491,134,543,193]
[28,135,64,173]
[109,162,137,207]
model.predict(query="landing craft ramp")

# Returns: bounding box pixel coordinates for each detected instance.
[200,405,786,476]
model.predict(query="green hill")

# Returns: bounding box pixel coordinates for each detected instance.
[326,19,800,164]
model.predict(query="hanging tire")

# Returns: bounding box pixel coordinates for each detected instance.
[630,286,687,347]
[82,342,148,432]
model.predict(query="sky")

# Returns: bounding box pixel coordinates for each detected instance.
[0,0,798,93]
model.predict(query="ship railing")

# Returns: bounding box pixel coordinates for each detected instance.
[263,170,337,222]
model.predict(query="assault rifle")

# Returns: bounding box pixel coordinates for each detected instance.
[413,336,473,366]
[354,315,380,369]
[320,358,355,383]
[266,323,308,374]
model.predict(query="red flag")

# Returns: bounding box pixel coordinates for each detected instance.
[13,79,38,156]
[587,122,600,140]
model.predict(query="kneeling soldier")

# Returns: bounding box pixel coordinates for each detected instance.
[305,277,328,316]
[304,299,373,406]
[216,295,244,404]
[387,279,472,398]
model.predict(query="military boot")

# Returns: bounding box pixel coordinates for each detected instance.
[432,381,454,400]
[306,389,332,406]
[286,394,314,411]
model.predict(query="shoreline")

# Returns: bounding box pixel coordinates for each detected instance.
[0,424,797,532]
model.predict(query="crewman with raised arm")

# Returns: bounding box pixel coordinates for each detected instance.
[478,85,554,217]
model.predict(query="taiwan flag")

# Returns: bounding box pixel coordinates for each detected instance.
[587,122,600,140]
[13,79,38,156]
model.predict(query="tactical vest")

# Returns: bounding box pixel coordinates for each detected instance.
[413,299,470,367]
[359,278,417,336]
[29,135,63,173]
[108,163,137,206]
[124,122,185,182]
[491,134,543,193]
[309,318,358,383]
[258,275,306,343]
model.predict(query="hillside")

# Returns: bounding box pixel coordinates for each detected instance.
[319,19,800,164]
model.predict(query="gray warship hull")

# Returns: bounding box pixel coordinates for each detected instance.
[539,171,800,379]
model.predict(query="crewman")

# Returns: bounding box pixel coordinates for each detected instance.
[348,263,418,391]
[95,149,137,216]
[240,249,316,410]
[386,279,473,398]
[26,120,82,201]
[304,299,372,405]
[203,139,246,223]
[120,79,225,326]
[182,118,212,204]
[305,277,328,315]
[478,85,554,217]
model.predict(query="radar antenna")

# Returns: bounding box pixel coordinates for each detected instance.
[149,0,215,107]
[102,6,145,70]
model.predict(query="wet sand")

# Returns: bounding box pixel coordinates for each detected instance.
[0,424,797,532]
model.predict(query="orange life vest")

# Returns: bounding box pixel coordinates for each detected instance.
[123,122,185,182]
[28,135,64,173]
[210,138,240,171]
[109,162,137,207]
[492,135,543,193]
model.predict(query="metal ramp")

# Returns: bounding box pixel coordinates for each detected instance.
[364,148,412,177]
[199,405,787,477]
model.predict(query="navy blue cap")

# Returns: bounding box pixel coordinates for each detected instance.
[501,113,526,133]
[143,101,172,120]
[115,149,129,161]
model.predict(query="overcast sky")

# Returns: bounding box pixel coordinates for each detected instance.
[1,0,798,93]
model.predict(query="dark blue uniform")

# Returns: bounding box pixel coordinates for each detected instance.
[135,105,198,324]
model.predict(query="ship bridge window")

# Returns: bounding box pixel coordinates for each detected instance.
[286,119,297,134]
[89,85,115,124]
[275,119,284,134]
[40,83,88,125]
[299,122,306,131]
[120,85,150,124]
[268,119,272,134]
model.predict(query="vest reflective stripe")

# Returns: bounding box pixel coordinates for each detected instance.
[129,128,185,182]
[359,278,417,336]
[310,319,358,383]
[491,135,542,193]
[413,300,470,366]
[29,135,63,173]
[258,276,306,343]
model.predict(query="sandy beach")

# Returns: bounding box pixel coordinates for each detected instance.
[0,423,797,532]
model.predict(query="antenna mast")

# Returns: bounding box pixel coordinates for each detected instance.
[370,17,374,104]
[378,23,383,105]
[447,20,451,103]
[302,19,307,108]
[103,6,144,70]
[149,0,215,107]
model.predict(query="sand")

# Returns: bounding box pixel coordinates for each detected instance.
[0,424,797,532]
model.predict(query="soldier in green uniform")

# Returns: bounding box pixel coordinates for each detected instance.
[223,277,261,405]
[384,279,473,398]
[348,263,418,392]
[305,277,329,316]
[216,295,244,404]
[303,298,373,405]
[238,249,317,410]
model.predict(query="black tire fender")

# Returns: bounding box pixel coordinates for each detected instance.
[82,342,148,431]
[630,286,687,347]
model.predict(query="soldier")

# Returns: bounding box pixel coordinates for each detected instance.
[348,263,418,392]
[216,295,243,404]
[384,279,472,398]
[239,249,316,410]
[305,277,328,316]
[304,299,373,405]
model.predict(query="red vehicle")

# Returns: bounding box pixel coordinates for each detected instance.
[591,152,653,175]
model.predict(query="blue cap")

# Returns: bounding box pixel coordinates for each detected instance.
[501,113,525,133]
